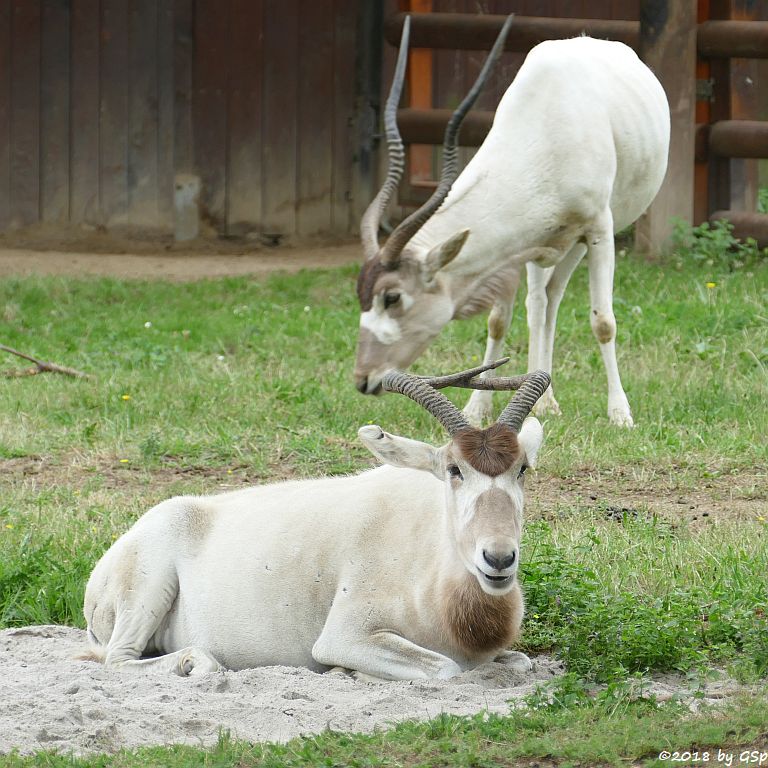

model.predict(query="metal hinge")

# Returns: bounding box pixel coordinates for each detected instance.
[697,78,715,102]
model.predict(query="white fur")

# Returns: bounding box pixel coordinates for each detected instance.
[357,37,670,426]
[84,419,543,681]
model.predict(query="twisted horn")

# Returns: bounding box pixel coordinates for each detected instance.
[380,14,514,266]
[382,370,470,436]
[360,16,411,261]
[497,370,551,432]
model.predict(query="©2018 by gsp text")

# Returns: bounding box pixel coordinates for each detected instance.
[658,750,768,766]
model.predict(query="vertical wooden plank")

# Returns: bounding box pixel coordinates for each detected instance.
[694,0,711,223]
[331,0,357,232]
[127,0,159,227]
[0,1,11,229]
[723,0,759,213]
[262,0,298,236]
[10,0,41,227]
[408,0,434,184]
[635,0,697,257]
[295,0,334,235]
[70,0,100,225]
[40,0,70,224]
[173,0,193,175]
[100,0,130,225]
[193,0,229,230]
[227,0,263,234]
[157,0,175,227]
[707,0,731,214]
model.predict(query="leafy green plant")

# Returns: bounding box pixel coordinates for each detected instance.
[670,216,767,271]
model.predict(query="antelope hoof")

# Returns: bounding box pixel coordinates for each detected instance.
[463,394,493,427]
[532,389,561,417]
[608,408,634,428]
[494,650,533,673]
[177,649,222,676]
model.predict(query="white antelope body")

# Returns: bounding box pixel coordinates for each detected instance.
[84,364,549,681]
[355,18,670,427]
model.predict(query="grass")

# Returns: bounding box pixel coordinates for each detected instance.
[0,248,767,763]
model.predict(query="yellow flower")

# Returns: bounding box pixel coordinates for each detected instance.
[706,281,716,289]
[119,458,129,464]
[4,524,13,530]
[227,469,233,475]
[121,394,131,401]
[758,516,765,523]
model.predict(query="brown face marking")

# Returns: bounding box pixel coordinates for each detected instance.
[357,257,389,311]
[442,576,522,655]
[453,423,520,476]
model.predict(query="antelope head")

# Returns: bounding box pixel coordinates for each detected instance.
[359,359,549,595]
[354,15,514,395]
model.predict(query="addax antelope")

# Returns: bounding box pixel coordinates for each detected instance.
[354,16,670,427]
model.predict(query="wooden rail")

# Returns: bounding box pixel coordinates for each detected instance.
[697,20,768,59]
[384,12,639,52]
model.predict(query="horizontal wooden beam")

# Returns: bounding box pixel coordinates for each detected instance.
[384,12,639,52]
[709,120,768,158]
[697,20,768,59]
[397,108,493,146]
[710,210,768,246]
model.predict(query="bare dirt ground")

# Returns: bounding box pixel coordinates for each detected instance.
[0,231,361,281]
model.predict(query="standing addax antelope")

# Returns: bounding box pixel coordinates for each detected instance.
[83,362,549,681]
[355,15,670,426]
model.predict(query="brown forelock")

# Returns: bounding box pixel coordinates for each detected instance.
[442,575,522,655]
[356,257,390,311]
[453,423,520,476]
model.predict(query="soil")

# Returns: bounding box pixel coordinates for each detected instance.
[0,230,362,281]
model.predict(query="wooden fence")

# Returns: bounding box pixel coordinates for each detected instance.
[0,0,378,239]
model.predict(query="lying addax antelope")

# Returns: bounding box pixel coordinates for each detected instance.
[83,363,550,681]
[355,15,670,427]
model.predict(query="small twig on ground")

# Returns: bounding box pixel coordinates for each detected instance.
[0,344,91,379]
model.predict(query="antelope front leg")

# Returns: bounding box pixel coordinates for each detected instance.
[104,647,223,676]
[525,263,560,416]
[464,295,516,427]
[313,627,461,681]
[587,213,633,426]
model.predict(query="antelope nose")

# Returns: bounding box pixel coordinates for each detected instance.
[483,549,516,571]
[355,375,368,394]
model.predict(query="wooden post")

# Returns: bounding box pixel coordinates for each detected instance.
[708,0,761,218]
[635,0,698,258]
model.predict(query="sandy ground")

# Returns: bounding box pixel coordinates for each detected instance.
[0,626,748,757]
[1,626,566,755]
[0,242,361,282]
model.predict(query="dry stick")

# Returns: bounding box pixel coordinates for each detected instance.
[0,344,91,379]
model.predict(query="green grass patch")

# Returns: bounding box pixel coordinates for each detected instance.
[0,252,767,762]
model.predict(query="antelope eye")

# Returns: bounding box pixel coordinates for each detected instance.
[383,292,401,309]
[447,465,463,481]
[518,464,529,479]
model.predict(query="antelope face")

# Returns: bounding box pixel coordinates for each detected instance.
[354,232,469,395]
[359,417,543,596]
[444,420,541,594]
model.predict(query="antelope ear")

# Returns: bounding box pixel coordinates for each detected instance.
[358,426,442,478]
[516,417,543,469]
[422,229,470,283]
